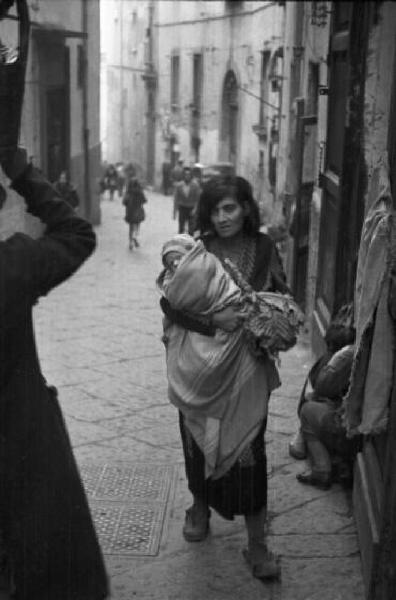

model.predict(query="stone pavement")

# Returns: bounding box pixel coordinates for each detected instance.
[29,192,364,599]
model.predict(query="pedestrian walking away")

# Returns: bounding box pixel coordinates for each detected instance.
[159,175,296,582]
[0,148,109,600]
[173,166,201,236]
[53,169,80,210]
[123,163,147,250]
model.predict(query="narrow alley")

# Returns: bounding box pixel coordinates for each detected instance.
[32,192,364,600]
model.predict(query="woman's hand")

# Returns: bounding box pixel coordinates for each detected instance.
[212,306,245,332]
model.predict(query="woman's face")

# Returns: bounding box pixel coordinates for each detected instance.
[210,196,246,238]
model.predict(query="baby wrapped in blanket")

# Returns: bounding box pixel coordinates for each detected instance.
[158,234,303,479]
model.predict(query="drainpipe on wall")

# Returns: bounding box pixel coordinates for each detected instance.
[120,0,124,161]
[142,0,157,186]
[82,0,91,221]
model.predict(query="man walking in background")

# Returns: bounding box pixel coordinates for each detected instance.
[173,166,201,235]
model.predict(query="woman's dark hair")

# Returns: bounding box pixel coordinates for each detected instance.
[325,302,356,352]
[325,324,356,353]
[197,175,261,235]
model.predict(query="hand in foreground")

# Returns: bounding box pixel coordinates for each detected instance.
[212,306,245,332]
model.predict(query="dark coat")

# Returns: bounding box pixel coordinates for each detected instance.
[123,178,146,224]
[0,166,108,599]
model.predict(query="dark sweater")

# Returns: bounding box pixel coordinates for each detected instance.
[0,165,108,599]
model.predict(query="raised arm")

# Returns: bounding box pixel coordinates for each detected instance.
[0,162,96,316]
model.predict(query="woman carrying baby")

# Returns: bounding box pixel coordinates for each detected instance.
[160,176,290,581]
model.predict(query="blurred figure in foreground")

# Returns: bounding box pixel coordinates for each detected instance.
[53,169,80,210]
[0,149,109,600]
[123,163,147,250]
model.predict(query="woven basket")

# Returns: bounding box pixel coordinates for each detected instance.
[0,0,30,161]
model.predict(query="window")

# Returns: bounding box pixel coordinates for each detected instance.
[306,61,319,115]
[192,53,203,115]
[77,44,84,89]
[171,54,180,111]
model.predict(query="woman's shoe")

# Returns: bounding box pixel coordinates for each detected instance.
[182,505,210,542]
[243,542,281,581]
[134,238,140,248]
[289,429,307,460]
[296,469,331,490]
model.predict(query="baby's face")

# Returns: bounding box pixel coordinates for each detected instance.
[164,251,184,272]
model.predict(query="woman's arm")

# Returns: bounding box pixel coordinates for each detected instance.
[160,297,216,336]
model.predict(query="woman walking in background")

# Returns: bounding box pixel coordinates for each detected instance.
[123,164,147,250]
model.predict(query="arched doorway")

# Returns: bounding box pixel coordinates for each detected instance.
[220,70,238,165]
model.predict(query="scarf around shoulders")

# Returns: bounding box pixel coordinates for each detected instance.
[162,240,279,479]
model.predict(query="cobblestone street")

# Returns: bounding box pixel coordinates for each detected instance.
[32,192,364,600]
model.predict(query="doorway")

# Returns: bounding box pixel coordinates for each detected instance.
[313,2,366,347]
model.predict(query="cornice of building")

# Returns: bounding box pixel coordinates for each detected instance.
[154,1,279,28]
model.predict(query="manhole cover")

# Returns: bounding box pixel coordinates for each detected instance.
[80,463,175,556]
[80,463,173,502]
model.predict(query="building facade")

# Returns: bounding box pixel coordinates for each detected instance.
[101,1,287,214]
[154,0,284,217]
[277,3,396,597]
[1,0,101,224]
